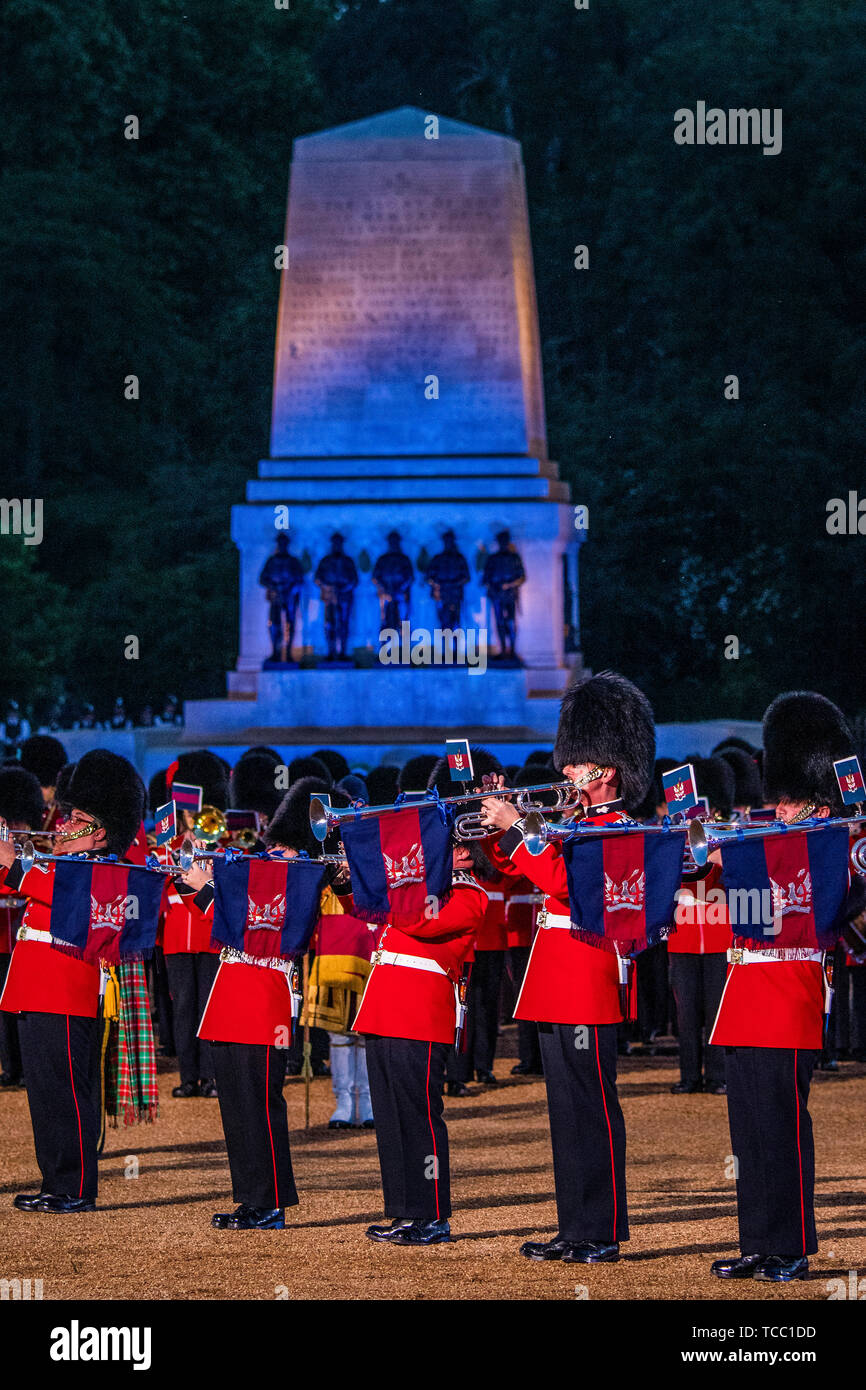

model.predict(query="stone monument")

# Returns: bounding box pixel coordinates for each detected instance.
[185,107,585,747]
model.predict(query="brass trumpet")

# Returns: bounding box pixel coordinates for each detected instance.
[310,779,584,843]
[192,805,227,843]
[519,812,689,858]
[688,814,866,868]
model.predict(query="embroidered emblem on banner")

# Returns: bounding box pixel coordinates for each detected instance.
[769,869,812,916]
[604,870,646,913]
[247,893,287,928]
[90,892,127,931]
[384,842,426,889]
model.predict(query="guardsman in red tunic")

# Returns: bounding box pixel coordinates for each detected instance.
[0,767,46,1087]
[355,838,488,1246]
[0,750,144,1214]
[481,671,656,1265]
[709,692,866,1283]
[668,756,735,1095]
[19,734,68,841]
[162,750,228,1099]
[194,777,330,1231]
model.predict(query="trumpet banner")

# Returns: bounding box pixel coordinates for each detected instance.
[340,803,452,927]
[719,827,850,950]
[212,855,326,960]
[562,829,687,955]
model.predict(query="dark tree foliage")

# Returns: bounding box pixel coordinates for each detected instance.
[0,0,863,722]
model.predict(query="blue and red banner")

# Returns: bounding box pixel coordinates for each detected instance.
[154,802,175,846]
[719,827,850,949]
[49,859,164,964]
[445,739,473,783]
[834,756,865,806]
[341,803,452,927]
[663,764,698,816]
[561,829,686,954]
[171,782,202,813]
[212,855,325,960]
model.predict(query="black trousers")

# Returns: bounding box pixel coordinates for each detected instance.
[18,1012,99,1200]
[636,941,670,1040]
[669,953,727,1086]
[211,1041,298,1210]
[366,1035,451,1221]
[507,946,542,1070]
[724,1046,817,1257]
[0,954,22,1079]
[538,1022,628,1243]
[466,950,504,1073]
[165,952,219,1086]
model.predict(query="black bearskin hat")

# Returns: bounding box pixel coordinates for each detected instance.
[762,691,853,815]
[692,756,735,820]
[631,757,679,822]
[711,735,758,757]
[312,748,350,783]
[266,777,330,855]
[19,734,68,789]
[55,761,76,813]
[148,768,169,815]
[288,755,333,787]
[365,765,400,805]
[0,766,45,830]
[238,745,282,766]
[66,750,145,856]
[266,777,348,856]
[398,753,439,793]
[553,671,655,812]
[337,773,369,804]
[230,753,282,819]
[718,747,763,808]
[172,750,229,811]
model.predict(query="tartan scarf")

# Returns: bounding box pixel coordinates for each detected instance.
[105,961,159,1125]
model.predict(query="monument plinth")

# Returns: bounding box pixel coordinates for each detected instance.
[186,107,586,745]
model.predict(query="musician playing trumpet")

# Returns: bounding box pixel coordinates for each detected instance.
[479,671,656,1266]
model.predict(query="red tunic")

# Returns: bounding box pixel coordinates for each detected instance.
[504,874,542,949]
[474,871,508,951]
[668,864,732,955]
[0,861,100,1018]
[195,886,295,1046]
[352,877,488,1045]
[485,811,628,1026]
[709,958,824,1049]
[160,881,217,954]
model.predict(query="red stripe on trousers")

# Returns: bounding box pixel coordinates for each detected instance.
[66,1016,85,1199]
[794,1049,806,1255]
[594,1026,617,1242]
[264,1045,279,1208]
[424,1043,440,1220]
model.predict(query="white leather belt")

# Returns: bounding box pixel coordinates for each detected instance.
[16,926,52,945]
[220,947,291,975]
[508,894,543,905]
[485,892,504,902]
[372,948,447,976]
[537,910,571,931]
[727,947,823,965]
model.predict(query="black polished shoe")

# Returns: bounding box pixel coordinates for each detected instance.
[519,1236,576,1262]
[753,1255,809,1282]
[386,1219,451,1246]
[34,1194,96,1214]
[510,1062,543,1076]
[328,1118,352,1130]
[13,1192,46,1212]
[670,1081,702,1094]
[212,1203,284,1230]
[366,1218,415,1242]
[0,1072,23,1088]
[311,1060,330,1077]
[561,1241,620,1264]
[711,1252,764,1279]
[705,1082,727,1095]
[475,1070,497,1084]
[199,1080,218,1098]
[360,1118,375,1130]
[446,1082,471,1098]
[172,1081,199,1098]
